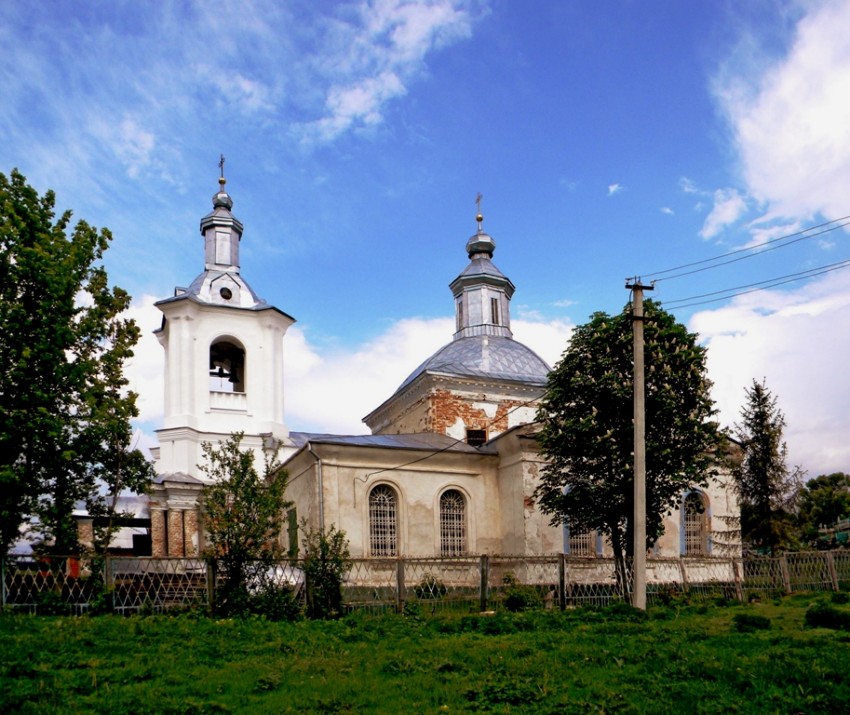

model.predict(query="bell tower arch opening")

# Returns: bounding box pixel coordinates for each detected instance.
[209,337,246,393]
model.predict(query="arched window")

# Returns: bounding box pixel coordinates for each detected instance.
[369,485,398,557]
[209,339,245,393]
[683,491,710,556]
[440,489,467,556]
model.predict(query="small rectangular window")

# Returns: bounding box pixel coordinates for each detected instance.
[456,299,464,332]
[490,297,500,325]
[466,429,487,446]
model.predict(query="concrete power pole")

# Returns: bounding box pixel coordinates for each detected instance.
[626,279,653,610]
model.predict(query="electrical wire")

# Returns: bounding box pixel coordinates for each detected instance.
[663,257,850,309]
[363,392,543,479]
[644,215,850,283]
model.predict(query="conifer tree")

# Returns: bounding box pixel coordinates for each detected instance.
[0,169,152,554]
[732,379,801,553]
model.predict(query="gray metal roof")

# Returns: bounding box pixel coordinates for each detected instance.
[289,431,496,454]
[397,334,551,391]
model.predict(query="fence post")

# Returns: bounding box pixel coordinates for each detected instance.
[558,554,566,611]
[104,555,113,613]
[1,555,6,609]
[732,558,744,603]
[826,551,839,592]
[206,558,216,615]
[395,558,405,613]
[479,555,490,612]
[779,554,791,594]
[678,558,690,594]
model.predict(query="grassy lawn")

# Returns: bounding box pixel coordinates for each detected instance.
[2,594,849,714]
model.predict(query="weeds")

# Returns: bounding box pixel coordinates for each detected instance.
[3,598,850,714]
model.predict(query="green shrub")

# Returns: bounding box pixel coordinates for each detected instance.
[413,573,447,599]
[830,591,850,605]
[501,573,542,613]
[805,602,850,631]
[35,590,70,616]
[732,613,771,632]
[249,584,302,622]
[302,523,350,619]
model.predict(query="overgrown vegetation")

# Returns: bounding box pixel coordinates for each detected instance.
[301,522,350,619]
[2,595,849,713]
[200,433,292,617]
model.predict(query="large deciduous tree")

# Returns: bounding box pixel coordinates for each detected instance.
[535,300,720,590]
[0,168,152,554]
[200,433,292,615]
[797,472,850,545]
[732,379,802,553]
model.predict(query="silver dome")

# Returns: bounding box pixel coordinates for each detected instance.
[398,335,550,391]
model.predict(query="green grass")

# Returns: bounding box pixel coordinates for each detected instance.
[2,595,850,714]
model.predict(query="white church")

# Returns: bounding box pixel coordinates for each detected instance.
[147,175,739,561]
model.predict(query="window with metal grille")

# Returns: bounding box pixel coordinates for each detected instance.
[369,484,398,556]
[683,492,709,555]
[440,489,467,556]
[569,529,595,557]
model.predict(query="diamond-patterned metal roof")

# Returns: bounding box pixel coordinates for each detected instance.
[398,335,550,390]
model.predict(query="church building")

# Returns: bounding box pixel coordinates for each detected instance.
[148,175,739,560]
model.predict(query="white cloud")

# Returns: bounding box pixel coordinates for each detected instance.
[123,296,165,425]
[660,207,674,216]
[126,301,572,444]
[608,183,624,196]
[679,177,699,194]
[690,2,850,478]
[691,269,850,476]
[284,315,571,434]
[553,299,577,309]
[699,188,748,240]
[300,0,478,144]
[715,0,850,221]
[742,219,803,250]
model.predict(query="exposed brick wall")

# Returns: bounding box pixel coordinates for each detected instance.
[151,509,166,558]
[428,389,529,439]
[167,510,185,557]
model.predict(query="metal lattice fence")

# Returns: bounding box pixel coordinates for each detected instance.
[4,550,850,616]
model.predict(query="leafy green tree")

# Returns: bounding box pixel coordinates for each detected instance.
[200,433,292,615]
[301,522,350,619]
[535,300,720,592]
[0,168,152,554]
[732,379,802,553]
[797,472,850,544]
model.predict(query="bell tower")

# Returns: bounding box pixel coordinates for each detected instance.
[151,164,294,484]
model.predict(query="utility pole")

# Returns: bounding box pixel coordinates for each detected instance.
[626,278,653,610]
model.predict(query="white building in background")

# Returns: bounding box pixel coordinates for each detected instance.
[147,176,739,560]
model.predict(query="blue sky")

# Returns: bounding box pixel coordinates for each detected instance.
[3,0,850,476]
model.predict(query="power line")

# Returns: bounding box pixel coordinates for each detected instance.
[645,215,850,283]
[364,393,542,480]
[663,257,850,310]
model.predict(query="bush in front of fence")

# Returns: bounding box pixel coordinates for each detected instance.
[500,572,543,612]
